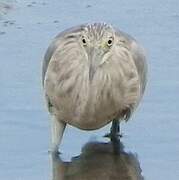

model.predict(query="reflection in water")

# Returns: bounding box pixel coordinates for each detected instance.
[50,141,144,180]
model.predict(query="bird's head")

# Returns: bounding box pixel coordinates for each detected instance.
[79,23,116,81]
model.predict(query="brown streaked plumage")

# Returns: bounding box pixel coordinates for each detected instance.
[42,22,147,153]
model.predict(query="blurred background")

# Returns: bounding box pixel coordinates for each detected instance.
[0,0,179,180]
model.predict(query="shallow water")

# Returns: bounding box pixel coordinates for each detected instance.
[0,0,179,180]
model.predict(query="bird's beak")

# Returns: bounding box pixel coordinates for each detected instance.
[89,47,102,81]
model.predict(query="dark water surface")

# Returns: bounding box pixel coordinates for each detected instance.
[0,0,179,179]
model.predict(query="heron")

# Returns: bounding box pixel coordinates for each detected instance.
[42,22,147,154]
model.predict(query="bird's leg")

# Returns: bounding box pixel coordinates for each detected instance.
[110,119,122,154]
[110,119,121,141]
[104,119,121,154]
[49,115,66,154]
[104,119,122,141]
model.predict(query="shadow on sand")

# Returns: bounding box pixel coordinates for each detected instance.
[50,141,144,180]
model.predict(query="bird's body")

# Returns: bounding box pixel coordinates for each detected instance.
[42,23,147,153]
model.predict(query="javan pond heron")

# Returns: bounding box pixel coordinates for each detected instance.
[42,22,147,153]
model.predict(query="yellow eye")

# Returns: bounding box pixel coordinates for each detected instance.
[82,36,87,46]
[107,37,113,47]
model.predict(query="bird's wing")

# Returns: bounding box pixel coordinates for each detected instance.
[124,41,147,120]
[42,34,63,87]
[41,34,63,112]
[42,25,85,87]
[115,29,147,120]
[115,28,147,96]
[130,40,147,96]
[42,25,86,111]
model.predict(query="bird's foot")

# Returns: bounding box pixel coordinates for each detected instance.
[104,132,122,154]
[48,145,61,155]
[104,132,122,141]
